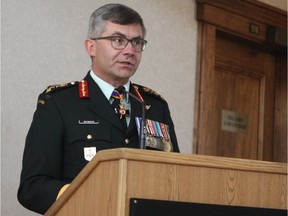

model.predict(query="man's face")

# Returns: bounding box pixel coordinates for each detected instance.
[86,21,144,87]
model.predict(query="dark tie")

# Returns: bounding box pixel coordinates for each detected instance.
[111,87,128,130]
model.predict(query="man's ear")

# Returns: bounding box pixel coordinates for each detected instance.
[84,39,96,57]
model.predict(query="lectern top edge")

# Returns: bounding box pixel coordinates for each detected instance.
[94,148,287,174]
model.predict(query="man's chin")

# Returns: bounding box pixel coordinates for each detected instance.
[116,69,136,78]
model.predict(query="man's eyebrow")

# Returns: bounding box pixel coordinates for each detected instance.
[110,32,143,39]
[110,32,126,37]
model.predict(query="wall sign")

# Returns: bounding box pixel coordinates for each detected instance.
[221,110,248,133]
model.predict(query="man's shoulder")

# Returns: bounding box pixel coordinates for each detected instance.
[36,81,80,106]
[43,81,79,95]
[132,83,166,102]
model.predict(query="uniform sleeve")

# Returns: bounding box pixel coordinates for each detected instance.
[17,93,68,214]
[163,100,180,152]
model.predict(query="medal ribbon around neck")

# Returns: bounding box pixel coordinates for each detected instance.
[111,88,128,119]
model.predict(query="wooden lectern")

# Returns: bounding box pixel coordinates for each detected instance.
[45,148,287,216]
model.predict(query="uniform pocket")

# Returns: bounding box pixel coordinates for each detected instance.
[66,123,111,144]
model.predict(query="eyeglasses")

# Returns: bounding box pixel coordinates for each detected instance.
[91,36,147,52]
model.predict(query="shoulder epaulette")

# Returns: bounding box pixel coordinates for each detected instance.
[37,81,79,106]
[44,81,79,94]
[132,84,165,101]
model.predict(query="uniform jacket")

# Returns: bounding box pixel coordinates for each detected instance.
[18,72,179,214]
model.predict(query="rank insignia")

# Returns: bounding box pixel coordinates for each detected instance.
[79,80,89,98]
[46,83,67,93]
[143,87,165,100]
[132,84,144,103]
[132,84,165,101]
[44,81,77,94]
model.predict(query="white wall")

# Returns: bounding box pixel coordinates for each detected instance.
[258,0,287,10]
[1,0,286,215]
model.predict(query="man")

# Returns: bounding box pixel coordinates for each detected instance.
[18,3,179,215]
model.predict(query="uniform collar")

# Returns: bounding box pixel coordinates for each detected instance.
[89,70,130,101]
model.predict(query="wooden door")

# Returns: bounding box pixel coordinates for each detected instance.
[194,0,287,161]
[197,29,276,160]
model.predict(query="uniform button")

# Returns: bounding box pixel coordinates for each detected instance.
[124,139,129,144]
[87,134,93,140]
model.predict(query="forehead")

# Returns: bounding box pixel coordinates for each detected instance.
[102,21,143,38]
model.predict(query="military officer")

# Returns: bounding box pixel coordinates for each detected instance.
[18,3,179,215]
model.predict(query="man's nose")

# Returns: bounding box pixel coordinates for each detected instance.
[122,41,136,54]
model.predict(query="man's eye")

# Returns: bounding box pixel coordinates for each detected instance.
[133,39,143,45]
[113,37,126,44]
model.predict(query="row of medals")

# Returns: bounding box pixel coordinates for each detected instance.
[145,135,172,152]
[118,95,172,152]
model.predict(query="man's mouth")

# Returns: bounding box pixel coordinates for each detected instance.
[119,61,134,66]
[120,61,133,65]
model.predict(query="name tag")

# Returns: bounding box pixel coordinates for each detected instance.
[78,120,99,125]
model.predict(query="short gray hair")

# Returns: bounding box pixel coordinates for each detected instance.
[87,4,146,38]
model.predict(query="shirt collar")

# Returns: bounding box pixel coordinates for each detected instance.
[89,70,130,101]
